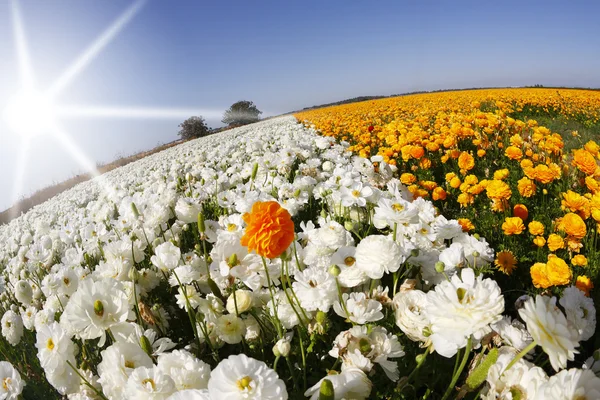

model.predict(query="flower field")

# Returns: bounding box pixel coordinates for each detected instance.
[0,89,599,399]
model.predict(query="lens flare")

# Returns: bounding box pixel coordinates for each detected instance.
[2,90,56,137]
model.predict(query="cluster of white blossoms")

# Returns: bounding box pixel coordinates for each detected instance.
[0,117,598,399]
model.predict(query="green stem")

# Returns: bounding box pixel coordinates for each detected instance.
[66,360,109,400]
[398,347,430,390]
[502,340,537,376]
[441,337,472,400]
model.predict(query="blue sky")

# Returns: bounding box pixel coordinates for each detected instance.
[1,0,600,211]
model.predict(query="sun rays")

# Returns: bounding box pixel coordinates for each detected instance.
[3,0,215,220]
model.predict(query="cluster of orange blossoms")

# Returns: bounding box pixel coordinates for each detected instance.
[296,88,600,297]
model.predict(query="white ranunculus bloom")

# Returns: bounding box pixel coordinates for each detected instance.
[157,349,211,391]
[519,295,580,372]
[215,314,246,344]
[61,278,131,345]
[14,280,33,306]
[208,354,288,399]
[98,342,154,400]
[304,368,372,400]
[354,235,403,279]
[292,267,337,312]
[166,389,210,400]
[333,292,383,324]
[425,268,504,358]
[491,316,534,352]
[533,368,600,399]
[393,289,430,343]
[559,286,596,342]
[151,241,182,271]
[1,310,23,346]
[125,366,176,400]
[0,361,24,400]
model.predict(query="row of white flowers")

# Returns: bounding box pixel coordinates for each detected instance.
[0,116,599,399]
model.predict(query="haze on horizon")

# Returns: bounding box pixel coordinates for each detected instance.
[1,0,599,212]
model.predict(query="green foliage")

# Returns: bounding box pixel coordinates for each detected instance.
[178,116,211,140]
[222,100,262,126]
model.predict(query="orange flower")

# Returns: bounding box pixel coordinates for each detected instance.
[547,234,565,252]
[530,262,551,288]
[432,187,447,201]
[528,221,545,236]
[493,169,510,180]
[576,275,593,296]
[495,250,517,275]
[457,218,475,232]
[458,151,475,172]
[449,177,462,189]
[502,217,525,235]
[400,173,417,185]
[572,149,598,175]
[533,236,546,247]
[513,204,528,221]
[505,146,523,160]
[241,201,295,259]
[546,255,572,286]
[559,212,587,240]
[533,164,555,184]
[584,140,599,156]
[517,177,536,198]
[571,254,588,267]
[486,180,512,201]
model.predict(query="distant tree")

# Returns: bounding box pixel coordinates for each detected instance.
[222,100,262,126]
[178,116,210,140]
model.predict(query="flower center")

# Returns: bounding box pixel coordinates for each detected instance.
[46,338,55,350]
[142,378,156,391]
[392,203,404,212]
[94,300,104,317]
[124,360,135,368]
[2,378,11,390]
[227,223,237,232]
[344,256,355,266]
[236,376,253,391]
[63,277,70,285]
[358,338,372,354]
[308,280,317,288]
[352,190,361,197]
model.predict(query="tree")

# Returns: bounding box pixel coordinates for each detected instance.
[178,116,210,140]
[222,100,262,127]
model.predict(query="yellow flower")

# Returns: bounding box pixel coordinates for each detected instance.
[486,180,512,200]
[530,262,551,288]
[493,169,510,180]
[572,149,598,175]
[571,254,588,267]
[576,276,593,296]
[547,234,565,252]
[517,177,536,198]
[533,236,546,247]
[400,173,417,185]
[502,217,525,235]
[495,250,517,275]
[546,255,572,286]
[559,213,587,240]
[457,218,475,232]
[528,221,545,236]
[458,151,475,172]
[505,146,523,160]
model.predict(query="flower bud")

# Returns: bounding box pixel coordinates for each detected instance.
[472,251,480,258]
[140,334,153,357]
[226,290,253,314]
[128,268,139,282]
[344,221,356,231]
[473,233,480,240]
[434,261,446,273]
[130,202,140,219]
[197,212,206,233]
[410,248,420,257]
[328,265,341,277]
[318,379,335,400]
[272,337,291,357]
[227,253,239,268]
[415,353,426,364]
[251,163,259,181]
[182,224,189,232]
[316,311,327,324]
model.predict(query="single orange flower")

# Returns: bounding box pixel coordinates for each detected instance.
[513,204,528,221]
[502,217,525,235]
[241,201,295,259]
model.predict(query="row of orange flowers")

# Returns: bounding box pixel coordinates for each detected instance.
[296,88,600,297]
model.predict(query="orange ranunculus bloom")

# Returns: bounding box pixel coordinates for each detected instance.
[584,140,599,156]
[502,217,525,235]
[559,212,587,240]
[530,255,572,289]
[528,221,545,236]
[458,151,475,172]
[457,218,475,232]
[572,149,598,175]
[533,164,555,184]
[547,234,565,252]
[517,177,536,198]
[486,180,512,200]
[493,169,509,180]
[432,187,447,201]
[505,146,523,160]
[513,204,528,221]
[533,236,546,247]
[400,173,417,185]
[576,275,593,296]
[449,177,462,189]
[241,201,295,259]
[571,254,588,267]
[561,190,589,214]
[530,262,551,288]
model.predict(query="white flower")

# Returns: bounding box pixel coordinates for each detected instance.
[491,316,533,352]
[215,314,246,344]
[125,366,176,400]
[333,292,383,324]
[0,361,24,400]
[98,342,153,400]
[559,286,596,342]
[292,267,337,312]
[14,280,33,306]
[207,354,288,399]
[354,235,403,279]
[482,347,547,400]
[151,241,181,271]
[1,310,23,346]
[304,368,372,400]
[340,182,373,207]
[61,278,131,346]
[533,368,600,400]
[372,197,418,230]
[36,322,76,377]
[166,389,210,400]
[519,295,579,371]
[330,246,368,288]
[393,289,430,343]
[175,198,202,224]
[273,334,292,357]
[157,349,211,391]
[425,268,504,358]
[226,290,254,314]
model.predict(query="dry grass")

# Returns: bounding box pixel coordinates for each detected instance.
[0,139,185,225]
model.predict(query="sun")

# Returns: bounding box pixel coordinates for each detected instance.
[3,89,56,138]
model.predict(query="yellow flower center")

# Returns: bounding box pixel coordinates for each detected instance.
[142,378,156,391]
[344,256,355,266]
[236,376,253,391]
[46,338,55,350]
[227,223,237,232]
[392,203,404,212]
[94,300,104,317]
[124,360,135,368]
[352,190,361,197]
